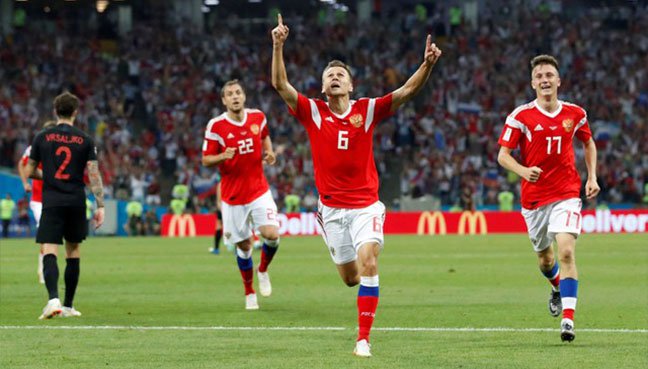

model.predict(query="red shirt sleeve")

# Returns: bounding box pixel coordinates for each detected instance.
[574,115,592,143]
[498,116,523,149]
[374,93,394,122]
[203,128,223,156]
[287,93,313,125]
[261,114,269,140]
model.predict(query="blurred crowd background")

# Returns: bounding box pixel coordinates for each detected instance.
[1,0,647,216]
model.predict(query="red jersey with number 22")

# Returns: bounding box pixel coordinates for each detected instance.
[203,109,270,205]
[498,100,592,210]
[288,93,393,208]
[21,146,43,203]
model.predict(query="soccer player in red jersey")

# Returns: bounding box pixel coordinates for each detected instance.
[202,80,280,310]
[497,55,600,342]
[271,14,442,357]
[18,121,56,284]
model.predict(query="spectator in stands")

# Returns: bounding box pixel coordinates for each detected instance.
[124,200,143,236]
[284,194,300,213]
[1,194,16,238]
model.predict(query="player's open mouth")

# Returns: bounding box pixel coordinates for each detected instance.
[331,83,340,88]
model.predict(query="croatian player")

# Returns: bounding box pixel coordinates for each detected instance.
[271,14,442,356]
[18,120,56,284]
[497,55,599,342]
[202,80,281,310]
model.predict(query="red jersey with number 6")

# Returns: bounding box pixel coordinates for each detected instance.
[498,100,592,210]
[21,146,43,203]
[288,93,393,209]
[30,124,97,208]
[202,109,270,205]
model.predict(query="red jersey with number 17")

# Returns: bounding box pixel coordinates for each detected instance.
[21,146,43,203]
[498,100,593,210]
[288,93,393,208]
[202,109,270,205]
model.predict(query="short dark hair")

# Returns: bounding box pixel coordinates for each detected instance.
[220,79,245,97]
[530,55,559,73]
[53,92,80,118]
[323,60,353,80]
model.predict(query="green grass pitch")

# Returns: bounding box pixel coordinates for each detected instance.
[1,234,646,368]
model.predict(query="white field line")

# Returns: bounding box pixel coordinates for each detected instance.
[0,326,646,334]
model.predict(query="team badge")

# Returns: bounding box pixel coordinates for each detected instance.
[224,232,231,239]
[349,114,363,128]
[562,119,574,132]
[251,124,260,135]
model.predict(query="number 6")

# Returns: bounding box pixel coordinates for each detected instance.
[338,131,348,150]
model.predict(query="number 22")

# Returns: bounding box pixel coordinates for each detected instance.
[55,146,72,180]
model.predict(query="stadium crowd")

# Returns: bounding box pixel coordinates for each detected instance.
[1,1,646,212]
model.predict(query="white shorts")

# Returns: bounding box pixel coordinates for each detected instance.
[30,201,42,227]
[221,190,279,245]
[521,198,582,252]
[317,200,386,265]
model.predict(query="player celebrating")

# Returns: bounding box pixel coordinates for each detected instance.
[271,15,442,357]
[202,80,281,310]
[497,55,599,342]
[24,92,105,319]
[18,120,56,284]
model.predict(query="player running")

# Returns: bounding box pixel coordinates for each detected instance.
[271,14,442,357]
[497,55,599,342]
[202,80,281,310]
[18,120,56,284]
[25,92,105,319]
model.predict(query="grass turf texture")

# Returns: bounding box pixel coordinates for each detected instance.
[1,234,646,368]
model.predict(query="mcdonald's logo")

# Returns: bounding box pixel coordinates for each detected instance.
[168,214,197,237]
[458,211,488,235]
[417,211,447,235]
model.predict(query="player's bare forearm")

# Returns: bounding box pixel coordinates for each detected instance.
[390,35,442,112]
[271,13,298,110]
[271,44,298,110]
[87,160,105,208]
[498,148,524,176]
[26,159,43,180]
[583,138,598,181]
[262,136,276,165]
[202,154,227,167]
[17,159,29,186]
[390,62,434,112]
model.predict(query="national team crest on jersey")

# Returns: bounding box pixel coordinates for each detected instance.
[349,114,364,128]
[562,119,574,132]
[251,124,260,135]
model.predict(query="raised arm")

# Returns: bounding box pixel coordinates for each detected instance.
[390,35,442,113]
[87,160,105,229]
[271,13,298,111]
[583,138,600,199]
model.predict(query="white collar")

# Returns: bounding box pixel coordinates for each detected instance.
[534,99,562,118]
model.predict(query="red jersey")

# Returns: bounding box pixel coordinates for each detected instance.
[498,100,592,209]
[288,93,393,208]
[202,109,270,205]
[20,146,43,203]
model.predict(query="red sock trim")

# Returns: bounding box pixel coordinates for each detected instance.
[563,308,574,321]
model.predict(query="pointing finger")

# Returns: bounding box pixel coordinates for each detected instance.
[278,13,283,26]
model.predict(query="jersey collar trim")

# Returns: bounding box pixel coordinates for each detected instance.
[533,100,562,118]
[223,111,247,127]
[326,100,355,119]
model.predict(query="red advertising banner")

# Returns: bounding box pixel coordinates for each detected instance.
[161,209,648,237]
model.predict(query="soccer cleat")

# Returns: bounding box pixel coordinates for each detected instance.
[38,298,62,320]
[245,293,259,310]
[209,247,220,255]
[353,339,372,358]
[257,270,272,297]
[548,290,562,317]
[560,318,575,342]
[61,306,82,317]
